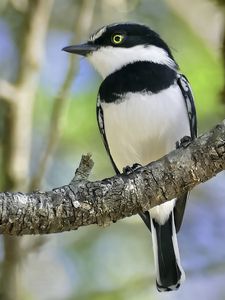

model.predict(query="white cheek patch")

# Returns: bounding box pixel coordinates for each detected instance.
[88,45,176,78]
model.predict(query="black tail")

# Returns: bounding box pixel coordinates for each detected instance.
[151,212,185,292]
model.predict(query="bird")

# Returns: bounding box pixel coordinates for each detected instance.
[63,22,197,292]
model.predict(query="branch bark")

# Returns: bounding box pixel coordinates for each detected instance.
[1,119,225,235]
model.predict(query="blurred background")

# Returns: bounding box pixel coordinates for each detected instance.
[0,0,224,299]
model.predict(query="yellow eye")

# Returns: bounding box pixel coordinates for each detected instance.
[112,34,124,44]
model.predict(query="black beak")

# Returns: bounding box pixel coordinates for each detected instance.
[62,43,98,56]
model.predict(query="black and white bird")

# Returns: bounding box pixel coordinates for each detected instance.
[63,23,197,292]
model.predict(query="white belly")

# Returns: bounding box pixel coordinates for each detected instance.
[102,85,190,172]
[101,85,190,224]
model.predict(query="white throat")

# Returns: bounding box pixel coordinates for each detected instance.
[87,45,176,78]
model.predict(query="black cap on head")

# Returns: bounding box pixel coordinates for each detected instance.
[63,22,175,62]
[88,23,174,58]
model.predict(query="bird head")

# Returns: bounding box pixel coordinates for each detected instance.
[63,23,177,78]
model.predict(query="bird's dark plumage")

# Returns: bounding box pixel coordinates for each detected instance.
[99,62,177,103]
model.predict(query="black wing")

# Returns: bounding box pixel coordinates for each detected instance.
[174,74,197,232]
[96,96,120,174]
[177,74,197,139]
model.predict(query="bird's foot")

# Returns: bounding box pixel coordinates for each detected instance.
[123,163,142,175]
[176,135,192,149]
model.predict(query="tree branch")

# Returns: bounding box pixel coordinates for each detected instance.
[0,120,225,235]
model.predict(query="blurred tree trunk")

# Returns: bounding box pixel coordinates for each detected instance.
[30,0,96,190]
[0,1,53,299]
[0,0,97,298]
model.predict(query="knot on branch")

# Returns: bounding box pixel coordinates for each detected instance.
[70,153,94,187]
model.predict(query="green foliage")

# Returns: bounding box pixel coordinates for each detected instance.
[35,91,100,149]
[167,14,224,129]
[34,90,114,178]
